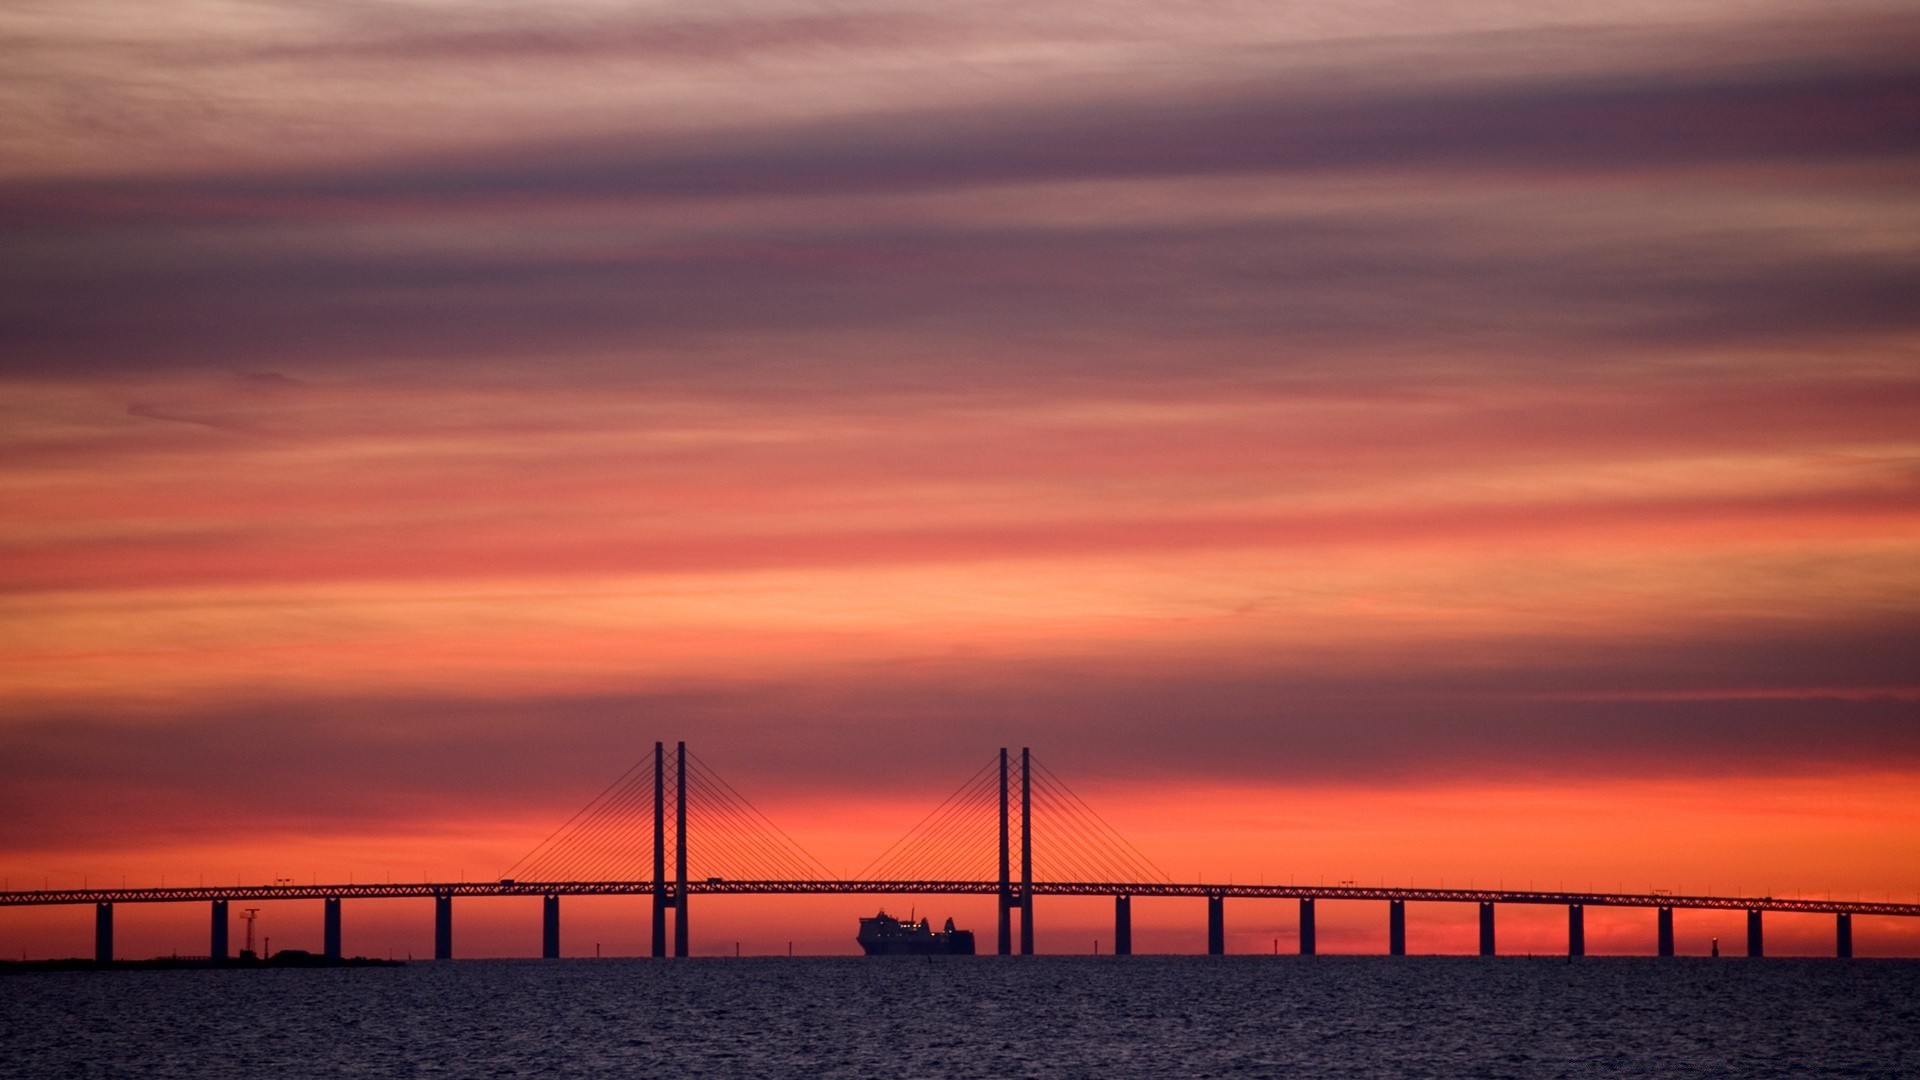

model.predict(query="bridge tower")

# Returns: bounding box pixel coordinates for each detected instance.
[675,741,689,958]
[995,747,1035,954]
[1021,747,1033,955]
[652,740,667,957]
[650,741,690,957]
[998,748,1011,955]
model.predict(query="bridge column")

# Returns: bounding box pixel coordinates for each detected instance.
[1114,895,1131,956]
[1207,894,1225,955]
[997,748,1012,956]
[1747,909,1763,958]
[652,740,667,958]
[434,893,453,960]
[543,895,561,959]
[1836,912,1852,959]
[1019,747,1033,956]
[94,902,113,964]
[1479,902,1495,957]
[1658,906,1674,957]
[1299,898,1316,956]
[1388,900,1406,956]
[1568,904,1584,958]
[210,899,229,961]
[323,897,342,960]
[674,741,688,959]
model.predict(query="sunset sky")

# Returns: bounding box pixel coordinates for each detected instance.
[3,0,1918,959]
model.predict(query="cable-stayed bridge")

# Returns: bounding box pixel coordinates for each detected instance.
[5,743,1916,961]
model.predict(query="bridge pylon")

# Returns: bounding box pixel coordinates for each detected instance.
[994,747,1035,955]
[998,748,1011,955]
[652,740,667,957]
[650,740,690,957]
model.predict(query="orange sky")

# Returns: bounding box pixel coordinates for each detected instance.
[2,0,1918,957]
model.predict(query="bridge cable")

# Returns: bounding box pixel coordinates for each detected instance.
[853,756,998,881]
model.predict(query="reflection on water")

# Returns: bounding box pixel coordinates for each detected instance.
[4,956,1916,1078]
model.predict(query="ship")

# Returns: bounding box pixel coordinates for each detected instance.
[856,910,976,955]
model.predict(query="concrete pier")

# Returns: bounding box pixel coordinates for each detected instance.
[1114,895,1131,956]
[1478,901,1495,956]
[1837,912,1852,959]
[94,902,113,964]
[210,899,229,961]
[1207,894,1224,955]
[1658,905,1674,956]
[543,894,561,959]
[434,893,453,960]
[1747,908,1763,958]
[1568,903,1584,958]
[1299,897,1316,956]
[323,897,342,960]
[1389,899,1406,956]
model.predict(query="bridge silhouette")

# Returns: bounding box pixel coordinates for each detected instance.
[6,743,1917,962]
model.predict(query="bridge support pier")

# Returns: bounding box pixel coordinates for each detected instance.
[95,902,113,964]
[1658,906,1674,957]
[1299,898,1316,956]
[1114,895,1131,956]
[1837,912,1852,959]
[1747,909,1763,958]
[1389,900,1406,956]
[323,897,342,960]
[434,893,452,960]
[1479,902,1495,957]
[543,895,561,959]
[1568,904,1584,958]
[210,899,229,961]
[1207,894,1224,955]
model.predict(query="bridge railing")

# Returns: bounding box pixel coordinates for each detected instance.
[5,880,1916,917]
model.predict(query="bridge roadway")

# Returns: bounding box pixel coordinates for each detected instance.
[10,881,1915,962]
[4,880,1917,917]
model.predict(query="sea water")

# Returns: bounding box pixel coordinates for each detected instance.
[4,957,1917,1077]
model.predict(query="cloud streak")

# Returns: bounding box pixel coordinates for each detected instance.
[4,21,1915,379]
[4,610,1917,853]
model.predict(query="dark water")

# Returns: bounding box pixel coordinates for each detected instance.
[4,957,1917,1078]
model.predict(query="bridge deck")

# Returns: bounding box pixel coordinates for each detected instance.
[3,881,1915,917]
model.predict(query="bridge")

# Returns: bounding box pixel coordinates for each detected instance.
[6,744,1916,962]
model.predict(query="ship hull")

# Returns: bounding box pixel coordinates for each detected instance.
[856,912,977,955]
[859,931,976,956]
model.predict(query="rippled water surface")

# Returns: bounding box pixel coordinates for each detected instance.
[5,957,1917,1078]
